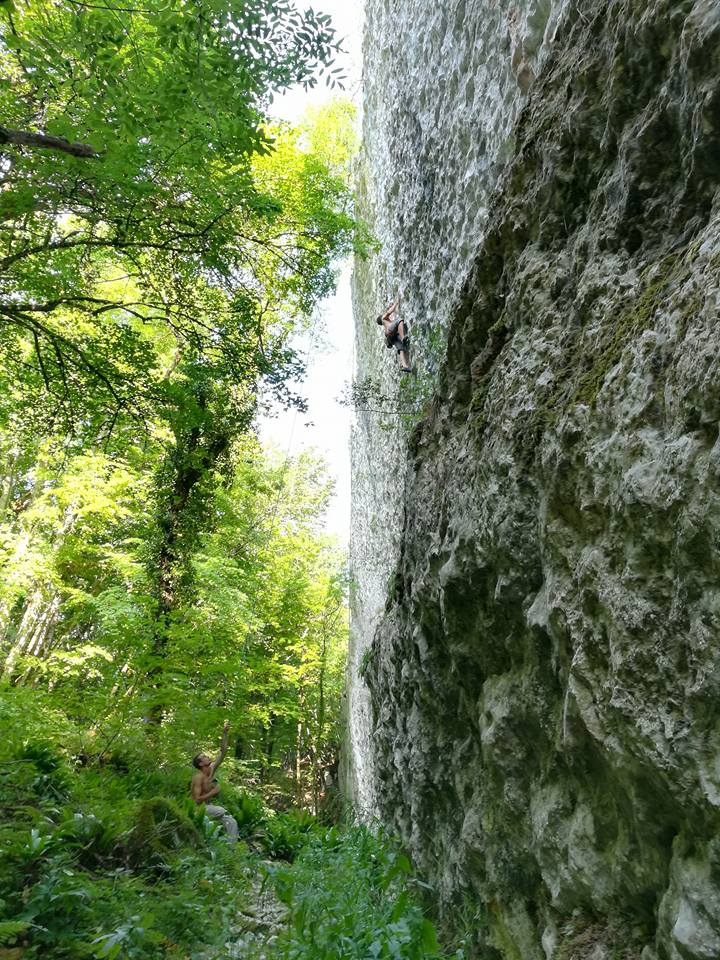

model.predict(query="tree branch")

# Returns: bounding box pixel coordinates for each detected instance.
[0,307,132,412]
[0,126,99,158]
[0,210,234,271]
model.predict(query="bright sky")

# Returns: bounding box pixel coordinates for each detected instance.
[259,1,365,545]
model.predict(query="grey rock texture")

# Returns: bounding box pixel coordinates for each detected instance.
[347,0,567,817]
[350,0,720,957]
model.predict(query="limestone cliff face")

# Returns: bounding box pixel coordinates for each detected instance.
[349,0,720,957]
[347,0,566,818]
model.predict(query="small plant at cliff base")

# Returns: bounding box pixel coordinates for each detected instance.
[266,825,463,960]
[261,808,321,862]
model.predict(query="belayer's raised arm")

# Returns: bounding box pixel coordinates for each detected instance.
[210,719,230,777]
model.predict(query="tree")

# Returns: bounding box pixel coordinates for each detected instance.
[0,0,350,435]
[0,0,358,795]
[0,433,349,798]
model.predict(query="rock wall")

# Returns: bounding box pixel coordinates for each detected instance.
[346,0,568,817]
[349,0,720,957]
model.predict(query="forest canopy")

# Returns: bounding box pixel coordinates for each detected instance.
[0,0,363,436]
[0,0,363,801]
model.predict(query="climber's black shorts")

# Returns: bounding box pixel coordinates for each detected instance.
[385,317,407,351]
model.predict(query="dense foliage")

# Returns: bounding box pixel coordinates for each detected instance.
[0,0,361,798]
[0,690,298,957]
[0,435,349,796]
[0,0,355,435]
[0,690,460,959]
[270,826,459,960]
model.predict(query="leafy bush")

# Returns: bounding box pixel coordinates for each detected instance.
[262,808,319,862]
[0,803,251,959]
[16,741,72,800]
[14,860,101,958]
[125,797,204,873]
[223,789,268,838]
[56,812,125,870]
[0,739,72,827]
[266,825,459,960]
[0,686,78,749]
[91,914,166,960]
[0,919,31,946]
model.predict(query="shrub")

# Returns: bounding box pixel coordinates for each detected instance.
[0,919,31,946]
[14,740,72,802]
[223,789,268,838]
[57,812,125,870]
[262,808,319,862]
[125,797,204,873]
[266,825,459,960]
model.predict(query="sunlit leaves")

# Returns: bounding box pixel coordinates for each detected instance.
[0,432,348,795]
[0,1,358,438]
[0,0,357,806]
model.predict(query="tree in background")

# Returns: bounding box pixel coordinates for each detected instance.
[0,434,349,800]
[0,0,349,432]
[0,0,362,804]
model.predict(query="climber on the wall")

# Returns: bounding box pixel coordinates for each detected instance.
[376,297,412,374]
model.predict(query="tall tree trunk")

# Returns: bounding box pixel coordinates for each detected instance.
[295,717,303,808]
[0,447,18,514]
[0,466,47,638]
[2,587,60,679]
[147,412,230,722]
[316,629,327,811]
[260,715,277,783]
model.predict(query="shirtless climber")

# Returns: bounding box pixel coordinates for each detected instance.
[191,720,239,842]
[376,297,412,373]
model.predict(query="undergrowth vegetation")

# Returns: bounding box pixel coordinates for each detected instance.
[268,826,461,960]
[0,688,457,960]
[1,689,250,958]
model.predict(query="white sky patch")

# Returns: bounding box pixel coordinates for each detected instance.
[259,1,365,546]
[270,3,364,125]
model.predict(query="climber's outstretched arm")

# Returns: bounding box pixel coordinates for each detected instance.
[384,297,400,319]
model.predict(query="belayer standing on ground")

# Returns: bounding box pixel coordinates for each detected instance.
[191,720,239,842]
[377,297,412,373]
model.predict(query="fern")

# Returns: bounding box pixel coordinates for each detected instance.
[0,920,31,946]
